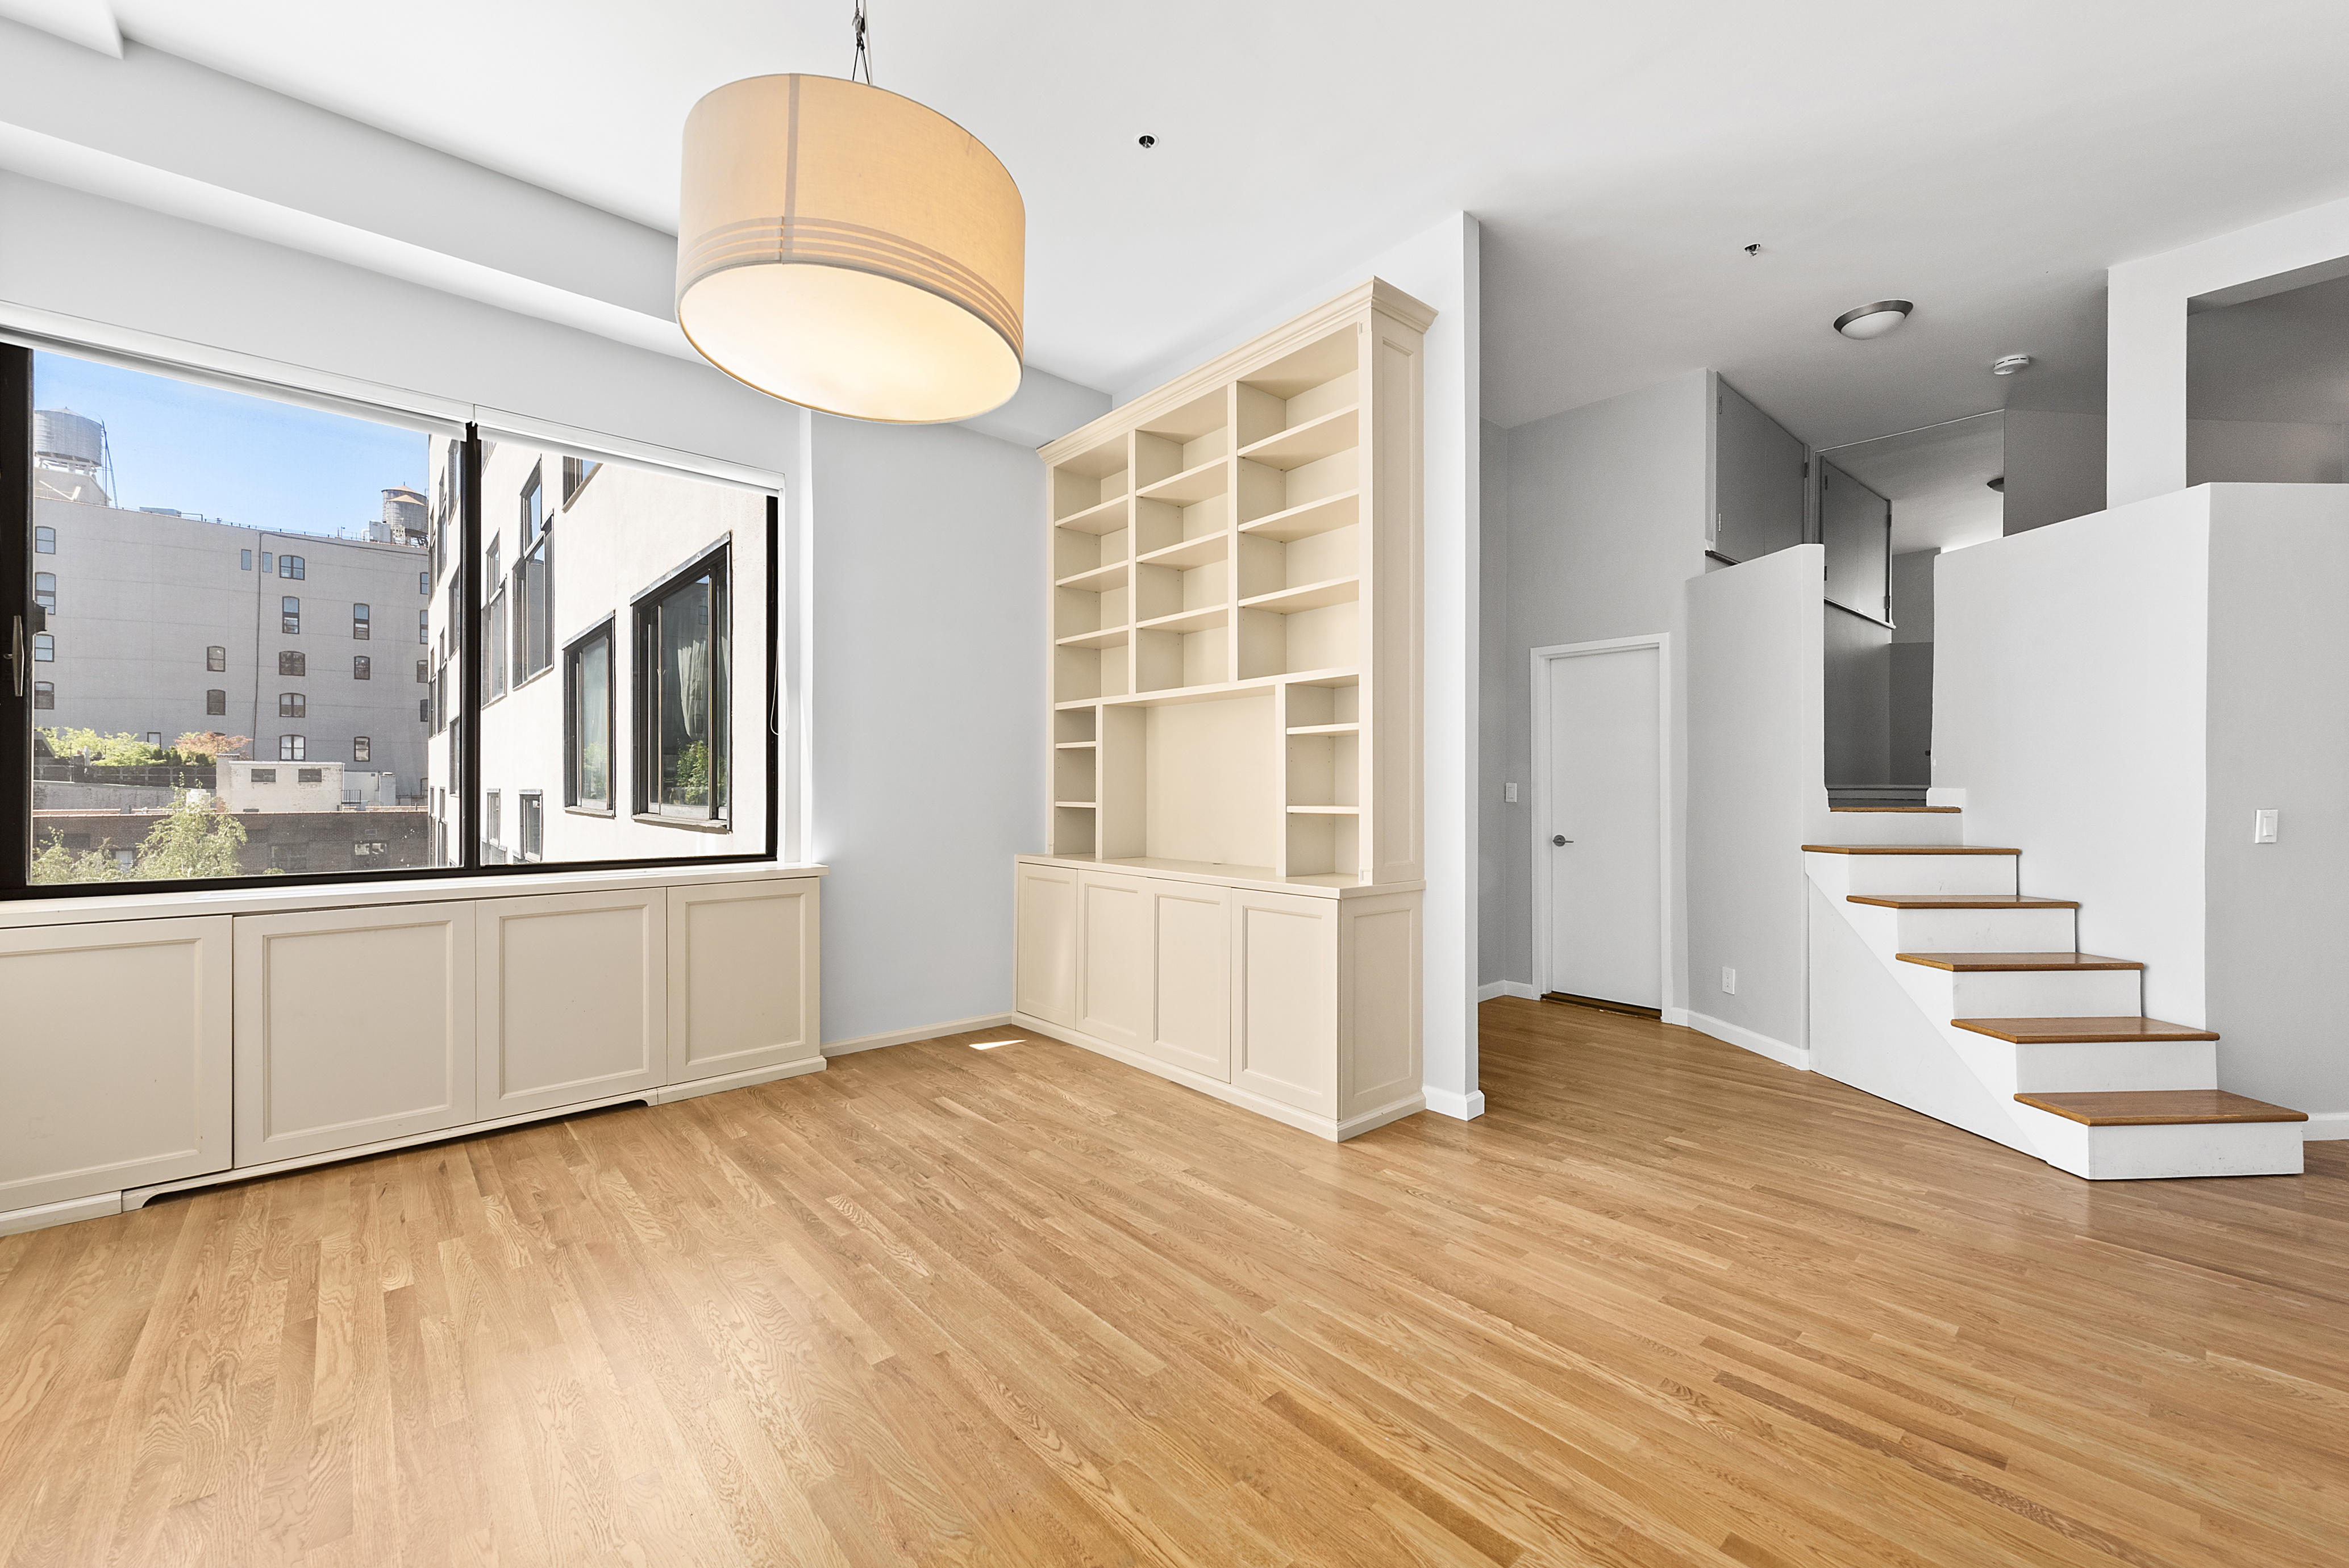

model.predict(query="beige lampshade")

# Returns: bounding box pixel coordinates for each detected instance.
[676,73,1024,424]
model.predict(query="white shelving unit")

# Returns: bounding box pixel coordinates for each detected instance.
[1015,280,1433,1141]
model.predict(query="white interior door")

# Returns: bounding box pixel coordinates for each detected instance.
[1542,644,1663,1009]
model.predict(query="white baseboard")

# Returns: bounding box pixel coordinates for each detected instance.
[1926,786,1967,809]
[655,1055,826,1103]
[0,1191,123,1238]
[822,1011,1016,1057]
[2301,1110,2349,1141]
[1684,1010,1811,1071]
[1475,981,1540,1002]
[1423,1086,1486,1120]
[1662,1006,1691,1027]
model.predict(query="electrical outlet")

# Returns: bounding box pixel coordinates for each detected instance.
[1503,782,1518,804]
[1721,967,1737,995]
[2254,808,2279,844]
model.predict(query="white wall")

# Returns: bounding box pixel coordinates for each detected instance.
[1491,372,1709,1000]
[2204,485,2349,1130]
[1685,546,1823,1059]
[1933,490,2210,1025]
[2188,419,2344,485]
[1111,212,1485,1118]
[808,414,1043,1045]
[2002,409,2105,535]
[1478,417,1514,990]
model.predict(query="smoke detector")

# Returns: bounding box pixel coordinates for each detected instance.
[1833,300,1913,339]
[1992,354,2033,376]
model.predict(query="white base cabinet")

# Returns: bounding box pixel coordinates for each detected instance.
[0,868,823,1238]
[1013,856,1422,1141]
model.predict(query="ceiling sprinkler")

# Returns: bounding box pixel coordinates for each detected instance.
[1992,355,2032,376]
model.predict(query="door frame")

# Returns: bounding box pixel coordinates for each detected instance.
[1529,633,1675,1011]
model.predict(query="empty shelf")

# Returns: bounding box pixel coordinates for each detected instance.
[1242,576,1360,615]
[1054,494,1130,535]
[1054,740,1097,749]
[1238,406,1358,470]
[1286,804,1360,814]
[1136,458,1228,506]
[1052,800,1097,810]
[1241,489,1359,541]
[1136,605,1229,635]
[1055,625,1130,650]
[1056,559,1129,593]
[1137,532,1229,571]
[1287,722,1360,736]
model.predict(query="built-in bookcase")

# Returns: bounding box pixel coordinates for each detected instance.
[1040,280,1430,889]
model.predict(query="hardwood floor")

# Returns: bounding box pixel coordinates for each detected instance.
[3,996,2344,1567]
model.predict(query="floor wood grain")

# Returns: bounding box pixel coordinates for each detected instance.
[2,997,2344,1567]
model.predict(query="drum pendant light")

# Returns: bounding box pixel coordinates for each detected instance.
[675,2,1024,423]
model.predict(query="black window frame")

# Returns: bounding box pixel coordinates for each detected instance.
[207,644,227,672]
[32,681,52,710]
[352,602,370,640]
[353,655,372,681]
[353,735,371,763]
[280,553,306,580]
[281,595,301,635]
[205,688,226,716]
[32,571,53,612]
[277,650,305,676]
[2,345,781,897]
[278,734,306,761]
[631,540,732,829]
[563,618,615,814]
[278,692,305,718]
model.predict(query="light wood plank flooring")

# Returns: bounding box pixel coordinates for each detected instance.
[2,997,2344,1566]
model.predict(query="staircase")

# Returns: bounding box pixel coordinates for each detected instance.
[1805,807,2306,1179]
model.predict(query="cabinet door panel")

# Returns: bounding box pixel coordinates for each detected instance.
[1231,890,1337,1114]
[1014,864,1078,1025]
[1077,871,1152,1051]
[667,879,819,1083]
[1147,883,1230,1080]
[482,889,666,1115]
[1340,895,1422,1118]
[0,916,231,1212]
[235,903,476,1165]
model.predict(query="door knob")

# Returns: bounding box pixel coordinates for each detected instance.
[1552,835,1571,846]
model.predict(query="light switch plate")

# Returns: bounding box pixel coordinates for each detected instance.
[1503,782,1518,804]
[1721,967,1737,995]
[2254,808,2278,844]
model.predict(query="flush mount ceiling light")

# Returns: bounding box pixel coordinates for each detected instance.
[1991,354,2033,376]
[674,1,1025,423]
[1832,299,1913,340]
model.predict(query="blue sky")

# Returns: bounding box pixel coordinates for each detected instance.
[34,352,429,541]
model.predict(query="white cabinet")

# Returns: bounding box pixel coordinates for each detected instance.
[234,903,478,1166]
[1013,857,1418,1140]
[480,889,667,1116]
[667,878,819,1086]
[0,916,231,1212]
[1014,861,1078,1025]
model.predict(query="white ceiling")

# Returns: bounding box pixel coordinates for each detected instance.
[1820,412,2006,556]
[36,0,2349,444]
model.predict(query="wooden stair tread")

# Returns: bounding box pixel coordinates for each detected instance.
[1802,844,2018,855]
[2014,1089,2308,1126]
[1829,806,1961,812]
[1953,1016,2221,1043]
[1898,952,2142,971]
[1847,893,2079,910]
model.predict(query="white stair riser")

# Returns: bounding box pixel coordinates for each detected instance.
[2011,1040,2217,1094]
[1888,906,2076,952]
[2015,1107,2302,1179]
[1817,813,1965,846]
[1834,856,2018,896]
[1943,969,2142,1016]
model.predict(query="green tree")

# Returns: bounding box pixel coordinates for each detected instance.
[29,830,130,884]
[39,727,168,766]
[131,790,249,880]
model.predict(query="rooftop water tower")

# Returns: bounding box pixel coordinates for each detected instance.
[34,408,104,475]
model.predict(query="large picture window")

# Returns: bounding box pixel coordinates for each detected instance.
[5,344,778,894]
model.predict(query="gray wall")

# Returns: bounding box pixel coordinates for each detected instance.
[1888,549,1936,787]
[2204,484,2349,1124]
[1478,418,1513,989]
[2002,409,2107,535]
[1687,545,1823,1050]
[1487,370,1709,999]
[1822,607,1892,787]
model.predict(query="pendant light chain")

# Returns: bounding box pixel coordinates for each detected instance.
[849,0,874,84]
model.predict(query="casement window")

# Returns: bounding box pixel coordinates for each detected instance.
[6,342,780,894]
[634,545,730,825]
[564,622,613,812]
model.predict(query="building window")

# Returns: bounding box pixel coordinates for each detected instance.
[32,633,53,662]
[419,698,430,723]
[353,656,372,680]
[278,692,306,718]
[483,578,507,703]
[251,768,276,783]
[278,650,305,676]
[521,465,544,545]
[415,659,428,683]
[206,689,226,715]
[419,570,430,596]
[278,735,305,761]
[241,548,253,570]
[145,732,162,746]
[281,596,301,634]
[297,767,323,784]
[260,552,273,574]
[485,789,501,845]
[352,603,370,639]
[270,843,307,871]
[563,455,601,503]
[207,645,227,672]
[519,792,543,860]
[33,681,53,710]
[564,622,613,811]
[515,524,553,685]
[353,841,388,860]
[35,526,55,553]
[635,546,729,823]
[34,572,55,612]
[280,554,306,580]
[419,607,429,644]
[353,736,371,762]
